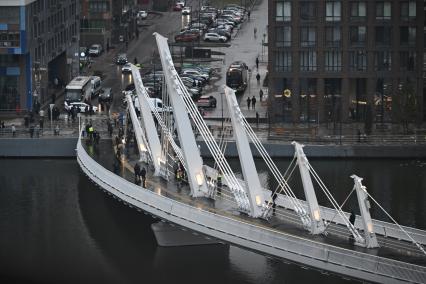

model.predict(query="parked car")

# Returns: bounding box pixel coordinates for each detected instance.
[203,32,227,42]
[208,28,231,40]
[181,69,209,81]
[121,63,132,73]
[196,95,217,108]
[137,10,148,19]
[99,87,113,103]
[88,44,102,56]
[182,6,191,15]
[174,33,199,42]
[173,4,183,11]
[116,53,128,65]
[64,101,98,113]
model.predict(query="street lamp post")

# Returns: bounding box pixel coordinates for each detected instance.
[221,92,224,135]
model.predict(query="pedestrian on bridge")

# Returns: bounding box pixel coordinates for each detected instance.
[246,97,251,109]
[256,73,261,85]
[259,89,264,101]
[256,57,259,70]
[140,167,147,188]
[134,163,141,184]
[11,124,16,137]
[251,96,257,110]
[217,172,222,195]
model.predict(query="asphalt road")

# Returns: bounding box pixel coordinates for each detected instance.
[83,0,261,120]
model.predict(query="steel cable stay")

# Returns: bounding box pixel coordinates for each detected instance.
[362,190,426,256]
[160,62,252,212]
[214,118,231,171]
[137,78,186,172]
[163,65,250,212]
[237,114,311,225]
[304,160,364,242]
[176,84,251,211]
[322,186,356,233]
[239,116,308,212]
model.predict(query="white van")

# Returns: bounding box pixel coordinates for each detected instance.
[134,97,172,113]
[91,76,102,97]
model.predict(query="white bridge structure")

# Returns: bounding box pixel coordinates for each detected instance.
[77,33,426,283]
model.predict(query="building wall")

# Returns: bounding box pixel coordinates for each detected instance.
[0,0,79,113]
[268,0,425,124]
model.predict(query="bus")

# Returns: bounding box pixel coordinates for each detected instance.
[226,61,248,94]
[65,76,101,103]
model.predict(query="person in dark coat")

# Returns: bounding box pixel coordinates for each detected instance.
[246,97,251,109]
[134,163,141,184]
[140,167,147,187]
[349,210,356,226]
[251,96,257,110]
[256,57,259,69]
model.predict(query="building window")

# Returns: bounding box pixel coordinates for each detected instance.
[400,51,416,71]
[350,2,366,20]
[376,2,391,20]
[325,26,341,47]
[301,27,316,47]
[89,1,110,13]
[350,26,366,46]
[349,50,367,71]
[400,1,416,20]
[276,26,291,47]
[326,1,341,22]
[300,51,317,71]
[0,32,20,47]
[274,51,292,72]
[375,26,392,45]
[375,51,392,71]
[400,27,416,45]
[300,2,317,21]
[276,1,291,22]
[325,51,342,71]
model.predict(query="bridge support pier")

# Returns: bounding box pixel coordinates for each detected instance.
[151,222,225,247]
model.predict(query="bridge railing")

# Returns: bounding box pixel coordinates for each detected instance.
[76,139,426,284]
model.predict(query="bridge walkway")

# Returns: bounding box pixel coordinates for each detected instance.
[85,138,426,269]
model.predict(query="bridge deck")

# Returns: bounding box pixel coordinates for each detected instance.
[86,139,426,267]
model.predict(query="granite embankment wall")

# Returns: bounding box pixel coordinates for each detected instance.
[1,138,426,158]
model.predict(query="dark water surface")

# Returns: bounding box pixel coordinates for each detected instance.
[0,158,425,284]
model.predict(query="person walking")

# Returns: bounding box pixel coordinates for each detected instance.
[256,57,259,70]
[134,163,141,184]
[140,167,147,187]
[29,125,34,138]
[256,112,259,127]
[247,10,251,21]
[259,89,264,101]
[256,73,261,85]
[246,96,251,109]
[251,96,257,110]
[11,124,16,137]
[254,27,257,38]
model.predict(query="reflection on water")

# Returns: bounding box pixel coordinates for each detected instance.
[0,158,424,283]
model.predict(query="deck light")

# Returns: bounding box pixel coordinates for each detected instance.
[255,195,262,206]
[196,173,204,186]
[313,209,321,221]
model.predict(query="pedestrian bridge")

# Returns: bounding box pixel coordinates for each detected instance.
[76,33,426,283]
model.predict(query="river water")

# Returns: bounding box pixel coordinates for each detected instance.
[0,158,425,284]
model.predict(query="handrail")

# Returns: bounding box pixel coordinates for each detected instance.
[76,139,426,284]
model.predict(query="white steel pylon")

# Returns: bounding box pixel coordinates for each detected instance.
[224,87,265,217]
[292,142,326,234]
[154,32,209,198]
[131,64,162,176]
[125,94,151,163]
[350,175,379,248]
